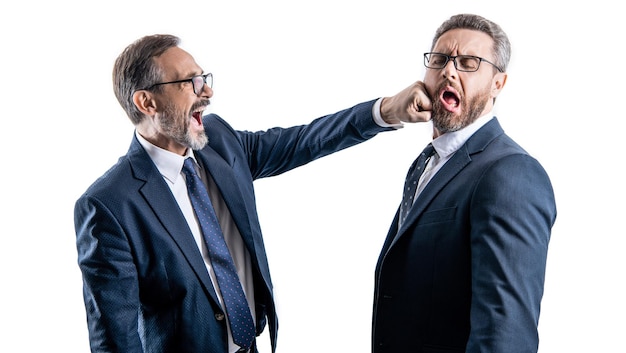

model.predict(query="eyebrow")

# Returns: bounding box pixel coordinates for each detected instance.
[181,71,203,80]
[167,68,203,81]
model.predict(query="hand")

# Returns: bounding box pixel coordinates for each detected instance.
[380,81,432,124]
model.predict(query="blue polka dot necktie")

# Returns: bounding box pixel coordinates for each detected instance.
[182,157,255,350]
[399,143,436,227]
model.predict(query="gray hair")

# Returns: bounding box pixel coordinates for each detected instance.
[112,34,180,125]
[432,14,511,73]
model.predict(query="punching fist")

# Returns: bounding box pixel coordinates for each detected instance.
[380,81,432,125]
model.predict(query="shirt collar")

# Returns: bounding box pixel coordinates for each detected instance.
[135,131,196,184]
[431,112,495,158]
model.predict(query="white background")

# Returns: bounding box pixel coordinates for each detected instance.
[1,1,624,352]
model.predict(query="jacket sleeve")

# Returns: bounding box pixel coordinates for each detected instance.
[466,153,556,353]
[75,195,143,353]
[206,99,391,180]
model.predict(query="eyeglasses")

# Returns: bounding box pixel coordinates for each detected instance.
[424,52,502,73]
[139,73,213,95]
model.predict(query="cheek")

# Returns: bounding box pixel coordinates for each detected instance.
[423,69,435,83]
[475,79,494,98]
[423,74,438,97]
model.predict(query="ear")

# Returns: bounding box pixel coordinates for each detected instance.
[132,90,158,116]
[491,72,508,99]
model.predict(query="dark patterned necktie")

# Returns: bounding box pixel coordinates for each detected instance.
[182,158,255,350]
[399,143,436,227]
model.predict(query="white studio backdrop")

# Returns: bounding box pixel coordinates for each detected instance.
[1,1,624,352]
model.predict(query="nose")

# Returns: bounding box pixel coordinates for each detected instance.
[199,83,213,98]
[442,58,457,80]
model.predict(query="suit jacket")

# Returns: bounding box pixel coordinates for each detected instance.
[75,100,389,353]
[372,118,557,353]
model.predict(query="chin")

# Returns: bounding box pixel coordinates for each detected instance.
[186,132,209,151]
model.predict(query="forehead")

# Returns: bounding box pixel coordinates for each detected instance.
[433,28,495,57]
[154,46,202,80]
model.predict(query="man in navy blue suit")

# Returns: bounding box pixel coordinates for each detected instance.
[372,14,557,353]
[74,34,430,353]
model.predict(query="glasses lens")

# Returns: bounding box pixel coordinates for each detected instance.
[456,56,480,72]
[192,76,203,94]
[191,74,213,94]
[425,53,448,69]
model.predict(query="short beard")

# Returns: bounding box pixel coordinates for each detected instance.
[431,85,491,134]
[160,101,209,151]
[187,129,209,151]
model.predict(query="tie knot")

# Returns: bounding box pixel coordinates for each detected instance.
[182,157,198,178]
[422,143,436,158]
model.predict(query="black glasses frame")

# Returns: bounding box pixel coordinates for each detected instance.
[139,73,213,95]
[424,52,503,73]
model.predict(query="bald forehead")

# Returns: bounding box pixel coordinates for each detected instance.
[154,46,203,81]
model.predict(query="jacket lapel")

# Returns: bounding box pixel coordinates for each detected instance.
[389,147,470,249]
[127,137,220,304]
[389,118,504,249]
[195,148,259,264]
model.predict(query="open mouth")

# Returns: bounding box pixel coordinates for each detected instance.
[190,101,209,126]
[440,87,461,111]
[192,111,202,125]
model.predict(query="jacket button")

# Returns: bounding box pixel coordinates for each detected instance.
[215,313,225,321]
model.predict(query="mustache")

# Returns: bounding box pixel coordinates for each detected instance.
[438,80,461,94]
[191,99,211,112]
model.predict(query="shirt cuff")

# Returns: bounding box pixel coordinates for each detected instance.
[372,98,404,129]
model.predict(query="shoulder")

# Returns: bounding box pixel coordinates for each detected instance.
[77,154,139,204]
[203,113,237,136]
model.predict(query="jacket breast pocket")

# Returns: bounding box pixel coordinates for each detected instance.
[418,206,457,225]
